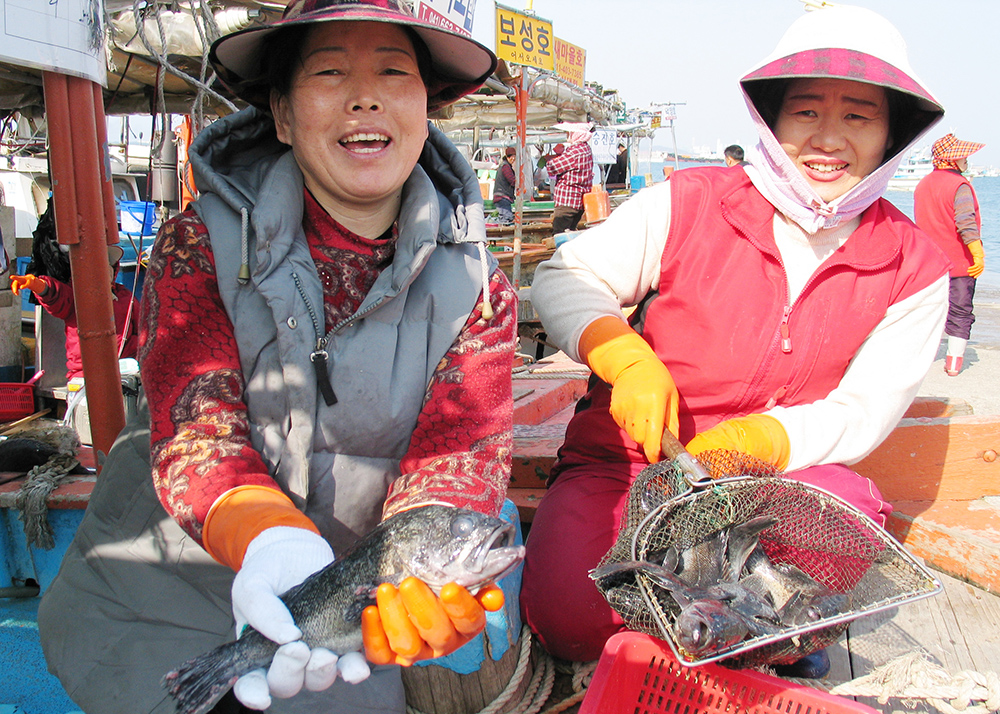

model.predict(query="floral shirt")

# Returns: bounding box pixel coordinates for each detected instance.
[139,191,517,543]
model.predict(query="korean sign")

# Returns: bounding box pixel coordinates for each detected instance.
[0,0,105,85]
[495,3,553,71]
[554,37,585,87]
[417,0,476,37]
[591,129,618,165]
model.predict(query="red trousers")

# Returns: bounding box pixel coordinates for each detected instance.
[519,461,892,662]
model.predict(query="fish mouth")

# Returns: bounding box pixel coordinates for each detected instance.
[466,522,524,583]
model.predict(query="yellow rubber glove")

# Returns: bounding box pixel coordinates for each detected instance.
[579,315,679,463]
[361,578,504,666]
[968,240,985,278]
[9,274,47,297]
[685,414,791,471]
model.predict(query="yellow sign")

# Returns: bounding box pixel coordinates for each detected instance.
[650,115,661,129]
[495,4,554,71]
[554,37,585,86]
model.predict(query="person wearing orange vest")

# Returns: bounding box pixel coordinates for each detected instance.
[914,134,986,376]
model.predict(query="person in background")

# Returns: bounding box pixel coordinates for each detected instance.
[521,5,949,678]
[724,143,746,167]
[546,125,594,235]
[37,2,516,713]
[914,134,986,376]
[606,141,629,189]
[492,146,516,224]
[10,244,138,381]
[535,143,563,195]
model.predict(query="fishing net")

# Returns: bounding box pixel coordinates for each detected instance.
[593,449,942,667]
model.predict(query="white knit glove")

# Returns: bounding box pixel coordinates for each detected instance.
[229,526,371,710]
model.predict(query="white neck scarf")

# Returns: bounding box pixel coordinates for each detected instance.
[740,91,903,234]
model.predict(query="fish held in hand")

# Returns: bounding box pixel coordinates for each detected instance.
[163,505,524,714]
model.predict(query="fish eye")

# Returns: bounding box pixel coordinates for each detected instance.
[450,515,475,538]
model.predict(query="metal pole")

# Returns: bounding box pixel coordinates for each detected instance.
[512,70,528,291]
[670,117,680,171]
[42,72,126,461]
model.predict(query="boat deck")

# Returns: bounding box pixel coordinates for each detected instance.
[2,351,999,713]
[538,569,1000,714]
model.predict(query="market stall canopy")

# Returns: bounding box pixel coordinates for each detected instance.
[0,1,634,130]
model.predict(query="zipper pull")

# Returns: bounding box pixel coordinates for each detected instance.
[310,344,338,406]
[765,385,788,410]
[779,306,792,353]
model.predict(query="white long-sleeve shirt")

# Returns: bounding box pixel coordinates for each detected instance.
[531,180,948,471]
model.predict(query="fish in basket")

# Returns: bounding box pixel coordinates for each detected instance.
[591,447,942,667]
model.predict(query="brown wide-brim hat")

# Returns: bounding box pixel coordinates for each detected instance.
[209,0,498,113]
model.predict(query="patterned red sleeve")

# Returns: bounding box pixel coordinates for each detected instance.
[383,268,517,519]
[139,210,277,543]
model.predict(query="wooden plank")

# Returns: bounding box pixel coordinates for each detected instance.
[507,488,547,523]
[886,502,1000,594]
[854,415,1000,503]
[837,571,1000,714]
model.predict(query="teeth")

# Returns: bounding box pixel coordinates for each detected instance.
[342,132,389,143]
[805,162,848,173]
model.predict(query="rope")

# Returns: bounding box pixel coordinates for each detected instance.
[13,452,81,550]
[128,0,237,115]
[404,627,594,714]
[828,652,1000,714]
[537,660,597,714]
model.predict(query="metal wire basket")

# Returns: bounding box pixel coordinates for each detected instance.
[593,449,942,667]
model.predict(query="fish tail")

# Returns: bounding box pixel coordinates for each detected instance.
[162,641,249,714]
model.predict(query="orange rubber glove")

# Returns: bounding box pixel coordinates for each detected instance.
[9,274,47,297]
[685,414,791,470]
[968,240,985,278]
[579,315,679,463]
[361,578,505,666]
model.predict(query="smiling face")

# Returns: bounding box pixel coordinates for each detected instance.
[270,21,428,234]
[774,77,892,203]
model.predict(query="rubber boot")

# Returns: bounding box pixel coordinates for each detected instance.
[773,649,831,679]
[945,336,967,376]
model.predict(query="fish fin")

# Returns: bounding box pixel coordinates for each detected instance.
[162,640,249,714]
[725,515,778,582]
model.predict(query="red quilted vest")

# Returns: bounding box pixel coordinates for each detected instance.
[554,168,950,472]
[914,169,979,278]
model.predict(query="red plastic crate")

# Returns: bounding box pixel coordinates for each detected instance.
[0,381,35,422]
[579,632,878,714]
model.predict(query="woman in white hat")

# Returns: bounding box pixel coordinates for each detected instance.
[39,2,518,712]
[522,5,950,676]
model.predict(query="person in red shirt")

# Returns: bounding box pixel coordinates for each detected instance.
[546,125,594,234]
[914,134,986,376]
[9,244,138,380]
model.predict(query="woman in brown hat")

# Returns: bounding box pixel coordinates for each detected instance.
[38,2,518,713]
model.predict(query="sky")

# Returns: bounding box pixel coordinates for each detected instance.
[467,0,1000,168]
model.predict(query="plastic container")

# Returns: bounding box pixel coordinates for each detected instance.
[119,200,156,236]
[630,175,647,193]
[0,371,42,422]
[583,184,611,224]
[579,632,879,714]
